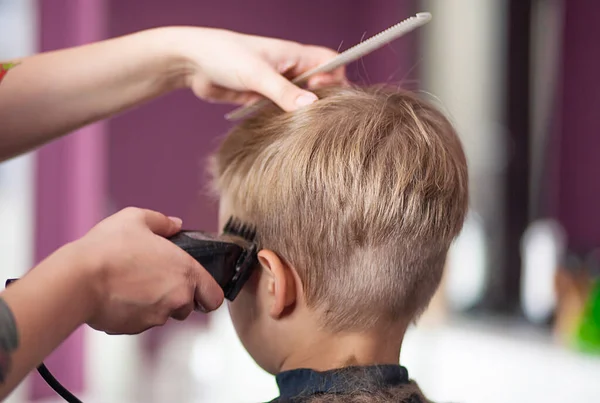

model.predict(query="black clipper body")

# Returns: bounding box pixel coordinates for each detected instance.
[168,217,258,300]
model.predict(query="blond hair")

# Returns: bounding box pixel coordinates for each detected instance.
[210,86,468,331]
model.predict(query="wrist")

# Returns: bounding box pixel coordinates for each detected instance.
[142,26,203,91]
[49,241,103,323]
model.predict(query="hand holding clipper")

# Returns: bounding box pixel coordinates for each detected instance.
[168,217,259,301]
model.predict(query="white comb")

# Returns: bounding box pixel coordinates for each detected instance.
[225,12,432,121]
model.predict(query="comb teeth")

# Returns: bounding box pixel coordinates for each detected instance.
[223,217,257,242]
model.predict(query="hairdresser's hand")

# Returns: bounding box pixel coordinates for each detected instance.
[74,207,224,334]
[171,27,346,110]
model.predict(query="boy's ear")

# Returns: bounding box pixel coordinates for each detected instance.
[257,249,297,319]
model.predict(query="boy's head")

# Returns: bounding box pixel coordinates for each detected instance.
[210,86,468,373]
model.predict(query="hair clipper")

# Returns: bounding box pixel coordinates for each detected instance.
[168,217,258,301]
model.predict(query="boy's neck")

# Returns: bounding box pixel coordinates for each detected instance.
[279,323,406,373]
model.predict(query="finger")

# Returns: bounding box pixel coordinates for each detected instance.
[291,63,346,84]
[241,93,262,105]
[307,74,348,89]
[141,209,182,237]
[287,45,347,82]
[307,75,331,88]
[105,323,151,336]
[248,64,318,112]
[190,261,225,312]
[171,301,194,321]
[201,85,261,105]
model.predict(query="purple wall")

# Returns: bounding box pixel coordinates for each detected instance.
[558,1,600,250]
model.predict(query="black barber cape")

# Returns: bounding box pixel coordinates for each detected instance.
[268,364,427,402]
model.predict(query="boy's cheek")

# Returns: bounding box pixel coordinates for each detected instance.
[227,270,279,370]
[228,297,280,374]
[228,291,265,362]
[227,271,261,342]
[228,289,253,328]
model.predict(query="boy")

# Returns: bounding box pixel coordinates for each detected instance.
[210,86,468,402]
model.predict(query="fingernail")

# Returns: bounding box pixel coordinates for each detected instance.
[194,301,207,313]
[168,216,183,227]
[295,93,318,107]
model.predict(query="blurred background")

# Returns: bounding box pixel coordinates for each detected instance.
[1,0,599,401]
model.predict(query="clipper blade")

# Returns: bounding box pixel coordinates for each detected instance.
[223,217,257,242]
[220,216,258,299]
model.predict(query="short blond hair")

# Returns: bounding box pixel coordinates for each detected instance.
[210,86,468,331]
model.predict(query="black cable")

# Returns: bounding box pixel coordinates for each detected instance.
[37,363,83,403]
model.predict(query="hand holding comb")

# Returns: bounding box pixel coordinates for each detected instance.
[225,12,432,121]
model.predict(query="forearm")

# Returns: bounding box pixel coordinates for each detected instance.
[0,27,193,161]
[0,244,96,399]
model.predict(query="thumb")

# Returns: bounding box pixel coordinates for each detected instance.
[140,209,182,237]
[191,261,225,313]
[250,66,318,112]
